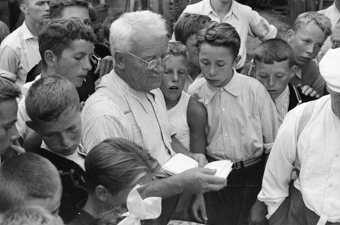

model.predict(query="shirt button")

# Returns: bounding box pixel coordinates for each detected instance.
[225,133,228,137]
[75,180,79,185]
[336,154,339,157]
[329,183,333,187]
[70,169,74,174]
[222,108,225,111]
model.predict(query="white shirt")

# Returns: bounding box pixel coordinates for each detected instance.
[274,86,290,123]
[258,95,340,224]
[0,22,41,87]
[81,70,175,165]
[182,0,277,68]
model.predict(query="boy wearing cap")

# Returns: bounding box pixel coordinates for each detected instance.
[257,47,340,224]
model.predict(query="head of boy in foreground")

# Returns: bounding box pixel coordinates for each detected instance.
[160,42,189,106]
[25,75,82,156]
[287,11,331,67]
[254,39,296,100]
[0,77,21,157]
[174,13,211,68]
[0,153,62,217]
[196,21,241,87]
[85,138,160,211]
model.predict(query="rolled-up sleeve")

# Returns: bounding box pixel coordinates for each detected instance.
[248,10,277,41]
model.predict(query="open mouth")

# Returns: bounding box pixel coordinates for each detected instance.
[169,86,179,90]
[300,56,311,61]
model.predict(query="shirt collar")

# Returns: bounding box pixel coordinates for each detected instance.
[203,68,240,105]
[202,0,240,19]
[41,141,86,158]
[331,3,340,22]
[274,85,289,104]
[21,21,36,40]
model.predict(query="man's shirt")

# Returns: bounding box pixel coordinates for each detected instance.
[0,22,41,87]
[182,0,277,68]
[258,95,340,224]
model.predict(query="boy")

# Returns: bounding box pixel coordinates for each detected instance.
[0,77,24,160]
[188,22,279,225]
[173,13,211,90]
[253,39,316,123]
[287,12,332,97]
[159,41,207,222]
[16,19,96,151]
[0,153,62,218]
[180,0,279,70]
[25,75,88,223]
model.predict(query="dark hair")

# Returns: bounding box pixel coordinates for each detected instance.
[0,77,21,102]
[0,153,60,212]
[174,13,211,45]
[254,39,295,68]
[85,138,161,195]
[39,19,97,68]
[25,75,80,122]
[196,21,240,59]
[102,13,122,40]
[49,0,89,19]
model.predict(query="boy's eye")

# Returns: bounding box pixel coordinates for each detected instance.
[201,61,209,65]
[217,63,225,67]
[74,56,83,61]
[164,70,172,75]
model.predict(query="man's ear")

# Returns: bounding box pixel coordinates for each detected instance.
[19,3,27,14]
[289,65,297,79]
[287,29,295,44]
[233,55,241,68]
[114,52,126,70]
[44,50,58,68]
[95,185,110,202]
[26,121,37,132]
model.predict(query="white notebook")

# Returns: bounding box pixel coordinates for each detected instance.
[162,153,233,179]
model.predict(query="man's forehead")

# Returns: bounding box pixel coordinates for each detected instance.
[134,36,168,55]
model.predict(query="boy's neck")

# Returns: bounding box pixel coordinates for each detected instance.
[210,0,233,21]
[83,196,104,218]
[165,95,182,110]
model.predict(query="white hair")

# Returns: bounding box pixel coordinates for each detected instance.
[109,10,168,62]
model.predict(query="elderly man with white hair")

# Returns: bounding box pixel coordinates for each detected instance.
[257,47,340,224]
[81,10,226,223]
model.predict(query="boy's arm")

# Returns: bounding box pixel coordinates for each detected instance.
[248,10,278,42]
[258,106,302,219]
[187,97,207,154]
[0,46,19,79]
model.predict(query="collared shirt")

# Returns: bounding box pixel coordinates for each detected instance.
[182,0,277,68]
[81,70,174,165]
[0,22,41,87]
[290,60,326,97]
[188,70,279,162]
[318,3,340,60]
[275,86,290,123]
[258,95,340,224]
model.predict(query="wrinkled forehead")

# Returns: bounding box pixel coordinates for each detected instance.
[131,35,169,56]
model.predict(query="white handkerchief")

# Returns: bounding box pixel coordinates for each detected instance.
[204,160,233,179]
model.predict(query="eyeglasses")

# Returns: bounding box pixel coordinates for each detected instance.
[126,52,172,70]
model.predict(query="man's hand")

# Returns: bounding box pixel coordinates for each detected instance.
[248,199,268,225]
[178,167,227,194]
[190,194,207,223]
[193,153,208,167]
[9,139,25,155]
[298,84,320,98]
[94,56,114,77]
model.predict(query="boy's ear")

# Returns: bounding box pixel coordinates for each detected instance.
[114,52,126,70]
[287,29,295,44]
[233,55,241,67]
[44,50,58,68]
[289,65,297,79]
[95,185,110,202]
[26,121,37,132]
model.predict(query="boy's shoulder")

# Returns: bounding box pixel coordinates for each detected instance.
[187,76,207,95]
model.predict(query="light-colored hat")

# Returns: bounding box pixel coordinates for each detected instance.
[319,48,340,92]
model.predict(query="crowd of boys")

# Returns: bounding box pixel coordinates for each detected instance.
[1,0,340,224]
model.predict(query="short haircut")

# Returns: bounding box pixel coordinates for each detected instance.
[0,206,63,225]
[292,11,332,38]
[253,39,295,68]
[174,13,211,45]
[0,153,61,213]
[39,19,97,68]
[196,21,240,59]
[25,75,80,123]
[0,77,21,103]
[89,206,126,225]
[85,138,161,195]
[110,10,168,63]
[168,41,188,58]
[49,0,89,19]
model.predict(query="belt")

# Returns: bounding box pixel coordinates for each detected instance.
[232,155,263,169]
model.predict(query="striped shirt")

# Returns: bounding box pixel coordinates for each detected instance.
[275,86,290,123]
